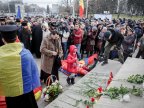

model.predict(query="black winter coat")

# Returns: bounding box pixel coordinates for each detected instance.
[108,29,124,47]
[31,24,43,58]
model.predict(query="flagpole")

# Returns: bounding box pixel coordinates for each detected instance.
[86,0,88,18]
[72,0,75,17]
[7,0,10,13]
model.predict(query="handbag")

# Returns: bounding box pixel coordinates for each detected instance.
[54,55,62,68]
[51,55,62,80]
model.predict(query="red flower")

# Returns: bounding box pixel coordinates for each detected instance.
[86,106,89,108]
[98,86,103,93]
[91,97,95,102]
[107,77,112,87]
[110,72,113,78]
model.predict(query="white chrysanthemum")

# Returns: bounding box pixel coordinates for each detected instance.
[42,88,47,93]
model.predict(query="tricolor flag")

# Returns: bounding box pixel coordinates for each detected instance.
[79,0,84,17]
[0,43,40,97]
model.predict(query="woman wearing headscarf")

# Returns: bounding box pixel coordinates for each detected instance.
[86,26,97,57]
[42,22,50,38]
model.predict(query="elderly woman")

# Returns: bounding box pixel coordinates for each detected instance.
[40,31,63,83]
[42,22,50,38]
[86,26,97,57]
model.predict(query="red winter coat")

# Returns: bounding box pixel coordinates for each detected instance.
[73,28,83,44]
[67,45,78,73]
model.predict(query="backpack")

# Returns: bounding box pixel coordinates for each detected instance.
[134,27,143,39]
[109,49,118,60]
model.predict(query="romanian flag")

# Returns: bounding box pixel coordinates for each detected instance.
[79,0,84,17]
[0,43,40,97]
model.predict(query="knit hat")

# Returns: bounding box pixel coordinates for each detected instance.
[92,26,97,31]
[104,31,111,40]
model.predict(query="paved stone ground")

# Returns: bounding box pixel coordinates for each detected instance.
[96,58,144,108]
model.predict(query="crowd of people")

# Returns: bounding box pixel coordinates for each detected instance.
[0,16,144,76]
[0,15,144,107]
[1,16,144,60]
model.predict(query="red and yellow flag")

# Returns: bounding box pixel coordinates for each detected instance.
[79,0,84,18]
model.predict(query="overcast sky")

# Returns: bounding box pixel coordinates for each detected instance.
[1,0,62,8]
[23,0,61,4]
[23,0,61,8]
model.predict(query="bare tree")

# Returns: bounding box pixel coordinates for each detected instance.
[59,0,72,15]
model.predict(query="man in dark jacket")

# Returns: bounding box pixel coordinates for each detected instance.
[101,28,125,65]
[18,21,32,50]
[81,24,87,58]
[31,22,43,58]
[122,28,136,61]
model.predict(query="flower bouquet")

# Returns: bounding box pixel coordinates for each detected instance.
[42,75,63,102]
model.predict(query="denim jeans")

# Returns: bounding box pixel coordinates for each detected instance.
[62,42,68,59]
[75,44,81,59]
